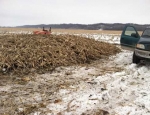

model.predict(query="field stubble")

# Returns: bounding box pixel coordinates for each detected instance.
[0,27,123,34]
[0,34,120,75]
[0,28,121,115]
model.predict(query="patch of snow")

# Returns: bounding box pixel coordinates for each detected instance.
[43,50,150,115]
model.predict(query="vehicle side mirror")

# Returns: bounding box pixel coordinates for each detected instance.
[131,33,138,38]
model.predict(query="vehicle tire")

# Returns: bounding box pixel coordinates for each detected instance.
[132,52,140,64]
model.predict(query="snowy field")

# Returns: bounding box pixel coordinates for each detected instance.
[52,31,121,45]
[0,31,150,115]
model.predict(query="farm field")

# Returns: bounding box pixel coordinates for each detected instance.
[0,28,122,34]
[0,28,149,115]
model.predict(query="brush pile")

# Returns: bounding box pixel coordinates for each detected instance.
[0,34,120,75]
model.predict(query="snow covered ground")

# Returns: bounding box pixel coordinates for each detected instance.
[33,33,150,115]
[31,49,150,115]
[0,30,32,35]
[52,32,121,45]
[0,32,150,115]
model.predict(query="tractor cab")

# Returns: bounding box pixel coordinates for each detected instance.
[43,27,51,32]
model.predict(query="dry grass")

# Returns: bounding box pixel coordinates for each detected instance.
[0,27,143,35]
[0,34,120,75]
[52,29,122,34]
[51,28,142,35]
[0,27,122,34]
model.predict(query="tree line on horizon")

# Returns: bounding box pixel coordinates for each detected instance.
[5,23,150,31]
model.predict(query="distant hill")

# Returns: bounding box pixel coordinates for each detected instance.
[16,23,150,31]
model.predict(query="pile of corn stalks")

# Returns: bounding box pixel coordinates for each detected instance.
[0,34,120,75]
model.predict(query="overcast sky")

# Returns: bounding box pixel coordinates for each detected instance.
[0,0,150,26]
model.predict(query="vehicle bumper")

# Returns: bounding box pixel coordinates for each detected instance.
[135,49,150,59]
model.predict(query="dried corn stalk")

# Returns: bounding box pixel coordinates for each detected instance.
[0,34,120,75]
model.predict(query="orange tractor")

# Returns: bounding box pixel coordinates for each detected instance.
[33,27,51,35]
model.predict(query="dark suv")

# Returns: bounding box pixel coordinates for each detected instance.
[120,25,150,64]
